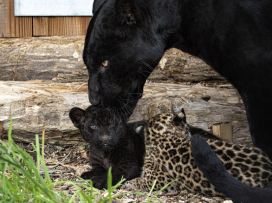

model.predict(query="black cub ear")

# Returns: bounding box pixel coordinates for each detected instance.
[93,0,107,15]
[69,107,86,128]
[115,0,146,26]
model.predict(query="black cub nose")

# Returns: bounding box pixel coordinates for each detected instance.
[100,134,111,141]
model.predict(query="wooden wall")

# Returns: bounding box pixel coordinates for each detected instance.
[0,0,92,37]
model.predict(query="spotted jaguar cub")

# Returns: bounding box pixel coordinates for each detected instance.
[124,110,272,196]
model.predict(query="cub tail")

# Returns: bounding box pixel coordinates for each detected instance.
[190,134,272,203]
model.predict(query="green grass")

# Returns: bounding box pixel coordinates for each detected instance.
[0,119,176,203]
[0,119,127,203]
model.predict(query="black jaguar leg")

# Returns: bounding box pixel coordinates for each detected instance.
[191,134,272,203]
[239,89,272,160]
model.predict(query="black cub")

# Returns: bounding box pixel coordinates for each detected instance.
[69,105,145,190]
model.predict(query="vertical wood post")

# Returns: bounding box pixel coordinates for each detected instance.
[0,121,4,139]
[212,122,232,143]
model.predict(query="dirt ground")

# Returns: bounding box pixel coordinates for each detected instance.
[13,141,233,203]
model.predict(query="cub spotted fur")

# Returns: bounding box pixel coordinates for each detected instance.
[69,105,145,190]
[124,110,272,196]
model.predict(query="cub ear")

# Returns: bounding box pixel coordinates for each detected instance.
[115,0,146,26]
[180,108,186,123]
[93,0,107,15]
[69,107,86,128]
[134,121,146,138]
[173,108,187,126]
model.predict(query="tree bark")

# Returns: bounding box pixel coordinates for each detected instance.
[0,81,250,146]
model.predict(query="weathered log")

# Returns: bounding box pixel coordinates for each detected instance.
[0,37,227,84]
[0,37,86,82]
[150,48,227,84]
[0,81,250,146]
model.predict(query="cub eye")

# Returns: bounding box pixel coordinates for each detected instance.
[90,125,98,130]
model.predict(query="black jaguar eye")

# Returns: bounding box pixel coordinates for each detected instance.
[90,125,98,130]
[100,60,110,73]
[102,60,109,67]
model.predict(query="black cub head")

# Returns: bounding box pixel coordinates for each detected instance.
[69,105,125,151]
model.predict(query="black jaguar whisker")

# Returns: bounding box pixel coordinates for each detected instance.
[138,72,148,78]
[117,96,132,118]
[116,109,121,120]
[124,103,132,116]
[140,61,154,71]
[129,93,144,95]
[120,109,127,120]
[121,98,139,102]
[139,70,152,74]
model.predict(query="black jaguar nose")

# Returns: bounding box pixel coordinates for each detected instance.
[89,94,101,105]
[100,134,111,141]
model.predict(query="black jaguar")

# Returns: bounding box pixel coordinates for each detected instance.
[83,0,272,161]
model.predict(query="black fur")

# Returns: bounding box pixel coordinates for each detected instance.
[69,106,145,189]
[84,0,272,159]
[92,0,106,14]
[191,134,272,203]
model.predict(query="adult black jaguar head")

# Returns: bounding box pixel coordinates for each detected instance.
[84,0,182,118]
[69,105,124,151]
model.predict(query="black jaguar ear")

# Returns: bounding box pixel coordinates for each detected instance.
[93,0,107,15]
[69,107,86,128]
[115,0,146,26]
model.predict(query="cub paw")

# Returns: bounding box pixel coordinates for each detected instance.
[121,180,138,190]
[91,175,107,190]
[80,171,93,180]
[80,172,107,190]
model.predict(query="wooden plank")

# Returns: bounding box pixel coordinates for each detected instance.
[0,0,13,37]
[212,123,233,143]
[14,16,32,37]
[48,17,91,36]
[0,0,32,37]
[33,17,49,36]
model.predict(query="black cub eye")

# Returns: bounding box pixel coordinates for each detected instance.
[90,125,98,130]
